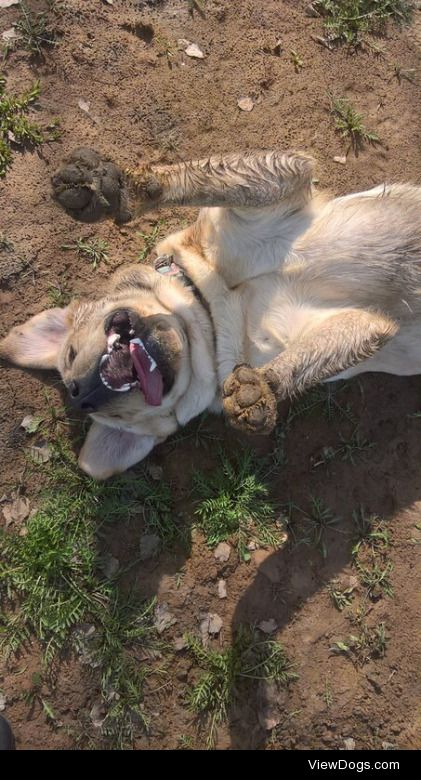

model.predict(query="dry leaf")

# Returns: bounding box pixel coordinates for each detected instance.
[78,99,91,114]
[21,415,43,434]
[333,155,347,165]
[2,27,18,41]
[217,579,227,599]
[90,700,106,729]
[258,618,278,634]
[0,1,19,7]
[200,613,223,637]
[0,693,6,712]
[154,603,177,634]
[78,99,100,125]
[185,43,205,59]
[29,443,51,464]
[2,496,30,528]
[237,97,254,112]
[173,636,188,652]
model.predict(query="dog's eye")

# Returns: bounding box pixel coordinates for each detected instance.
[68,345,77,366]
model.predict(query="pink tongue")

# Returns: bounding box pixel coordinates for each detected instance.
[129,340,163,406]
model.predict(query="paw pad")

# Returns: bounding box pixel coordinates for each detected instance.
[51,147,131,223]
[223,363,278,435]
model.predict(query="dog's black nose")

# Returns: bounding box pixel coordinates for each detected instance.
[69,380,79,398]
[67,379,113,413]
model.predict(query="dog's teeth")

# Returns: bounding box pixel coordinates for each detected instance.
[113,383,131,393]
[100,354,109,366]
[100,372,112,390]
[129,329,135,336]
[107,332,120,350]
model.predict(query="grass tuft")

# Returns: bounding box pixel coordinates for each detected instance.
[61,238,110,270]
[14,1,57,57]
[186,627,297,748]
[0,76,60,178]
[329,95,380,155]
[137,221,165,262]
[314,0,414,47]
[193,449,285,560]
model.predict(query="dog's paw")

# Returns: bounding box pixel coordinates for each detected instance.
[222,364,278,435]
[51,147,132,223]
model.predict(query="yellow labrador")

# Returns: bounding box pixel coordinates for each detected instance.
[2,147,420,479]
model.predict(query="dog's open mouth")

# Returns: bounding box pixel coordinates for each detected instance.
[100,310,163,406]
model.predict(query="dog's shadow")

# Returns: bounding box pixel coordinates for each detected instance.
[65,372,421,750]
[226,373,421,749]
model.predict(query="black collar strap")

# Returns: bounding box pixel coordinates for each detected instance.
[154,254,211,316]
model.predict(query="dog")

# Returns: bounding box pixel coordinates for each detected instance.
[1,147,421,479]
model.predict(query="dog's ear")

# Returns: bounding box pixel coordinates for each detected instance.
[78,422,158,480]
[0,307,72,369]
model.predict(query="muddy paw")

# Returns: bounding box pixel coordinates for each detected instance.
[223,364,278,435]
[51,147,132,223]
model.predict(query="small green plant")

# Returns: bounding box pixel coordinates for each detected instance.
[177,734,195,750]
[14,2,57,57]
[332,620,388,664]
[185,627,297,748]
[23,671,57,723]
[330,95,380,154]
[286,497,339,559]
[410,522,421,545]
[355,561,394,598]
[312,428,374,469]
[328,583,354,611]
[61,238,110,270]
[314,0,414,47]
[137,221,164,262]
[323,677,333,710]
[0,76,60,177]
[351,507,390,559]
[290,49,304,72]
[340,429,375,464]
[48,282,71,308]
[193,449,284,560]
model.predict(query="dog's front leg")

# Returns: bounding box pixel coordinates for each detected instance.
[223,309,398,434]
[51,148,315,223]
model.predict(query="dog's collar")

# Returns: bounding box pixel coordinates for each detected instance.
[154,254,211,315]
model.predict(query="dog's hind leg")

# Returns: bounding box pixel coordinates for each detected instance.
[223,309,398,434]
[52,148,315,223]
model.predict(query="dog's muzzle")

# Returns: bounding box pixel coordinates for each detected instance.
[67,377,114,413]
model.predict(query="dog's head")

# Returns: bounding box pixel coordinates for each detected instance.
[0,264,217,478]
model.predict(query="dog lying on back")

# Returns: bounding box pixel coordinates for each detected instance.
[1,147,420,479]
